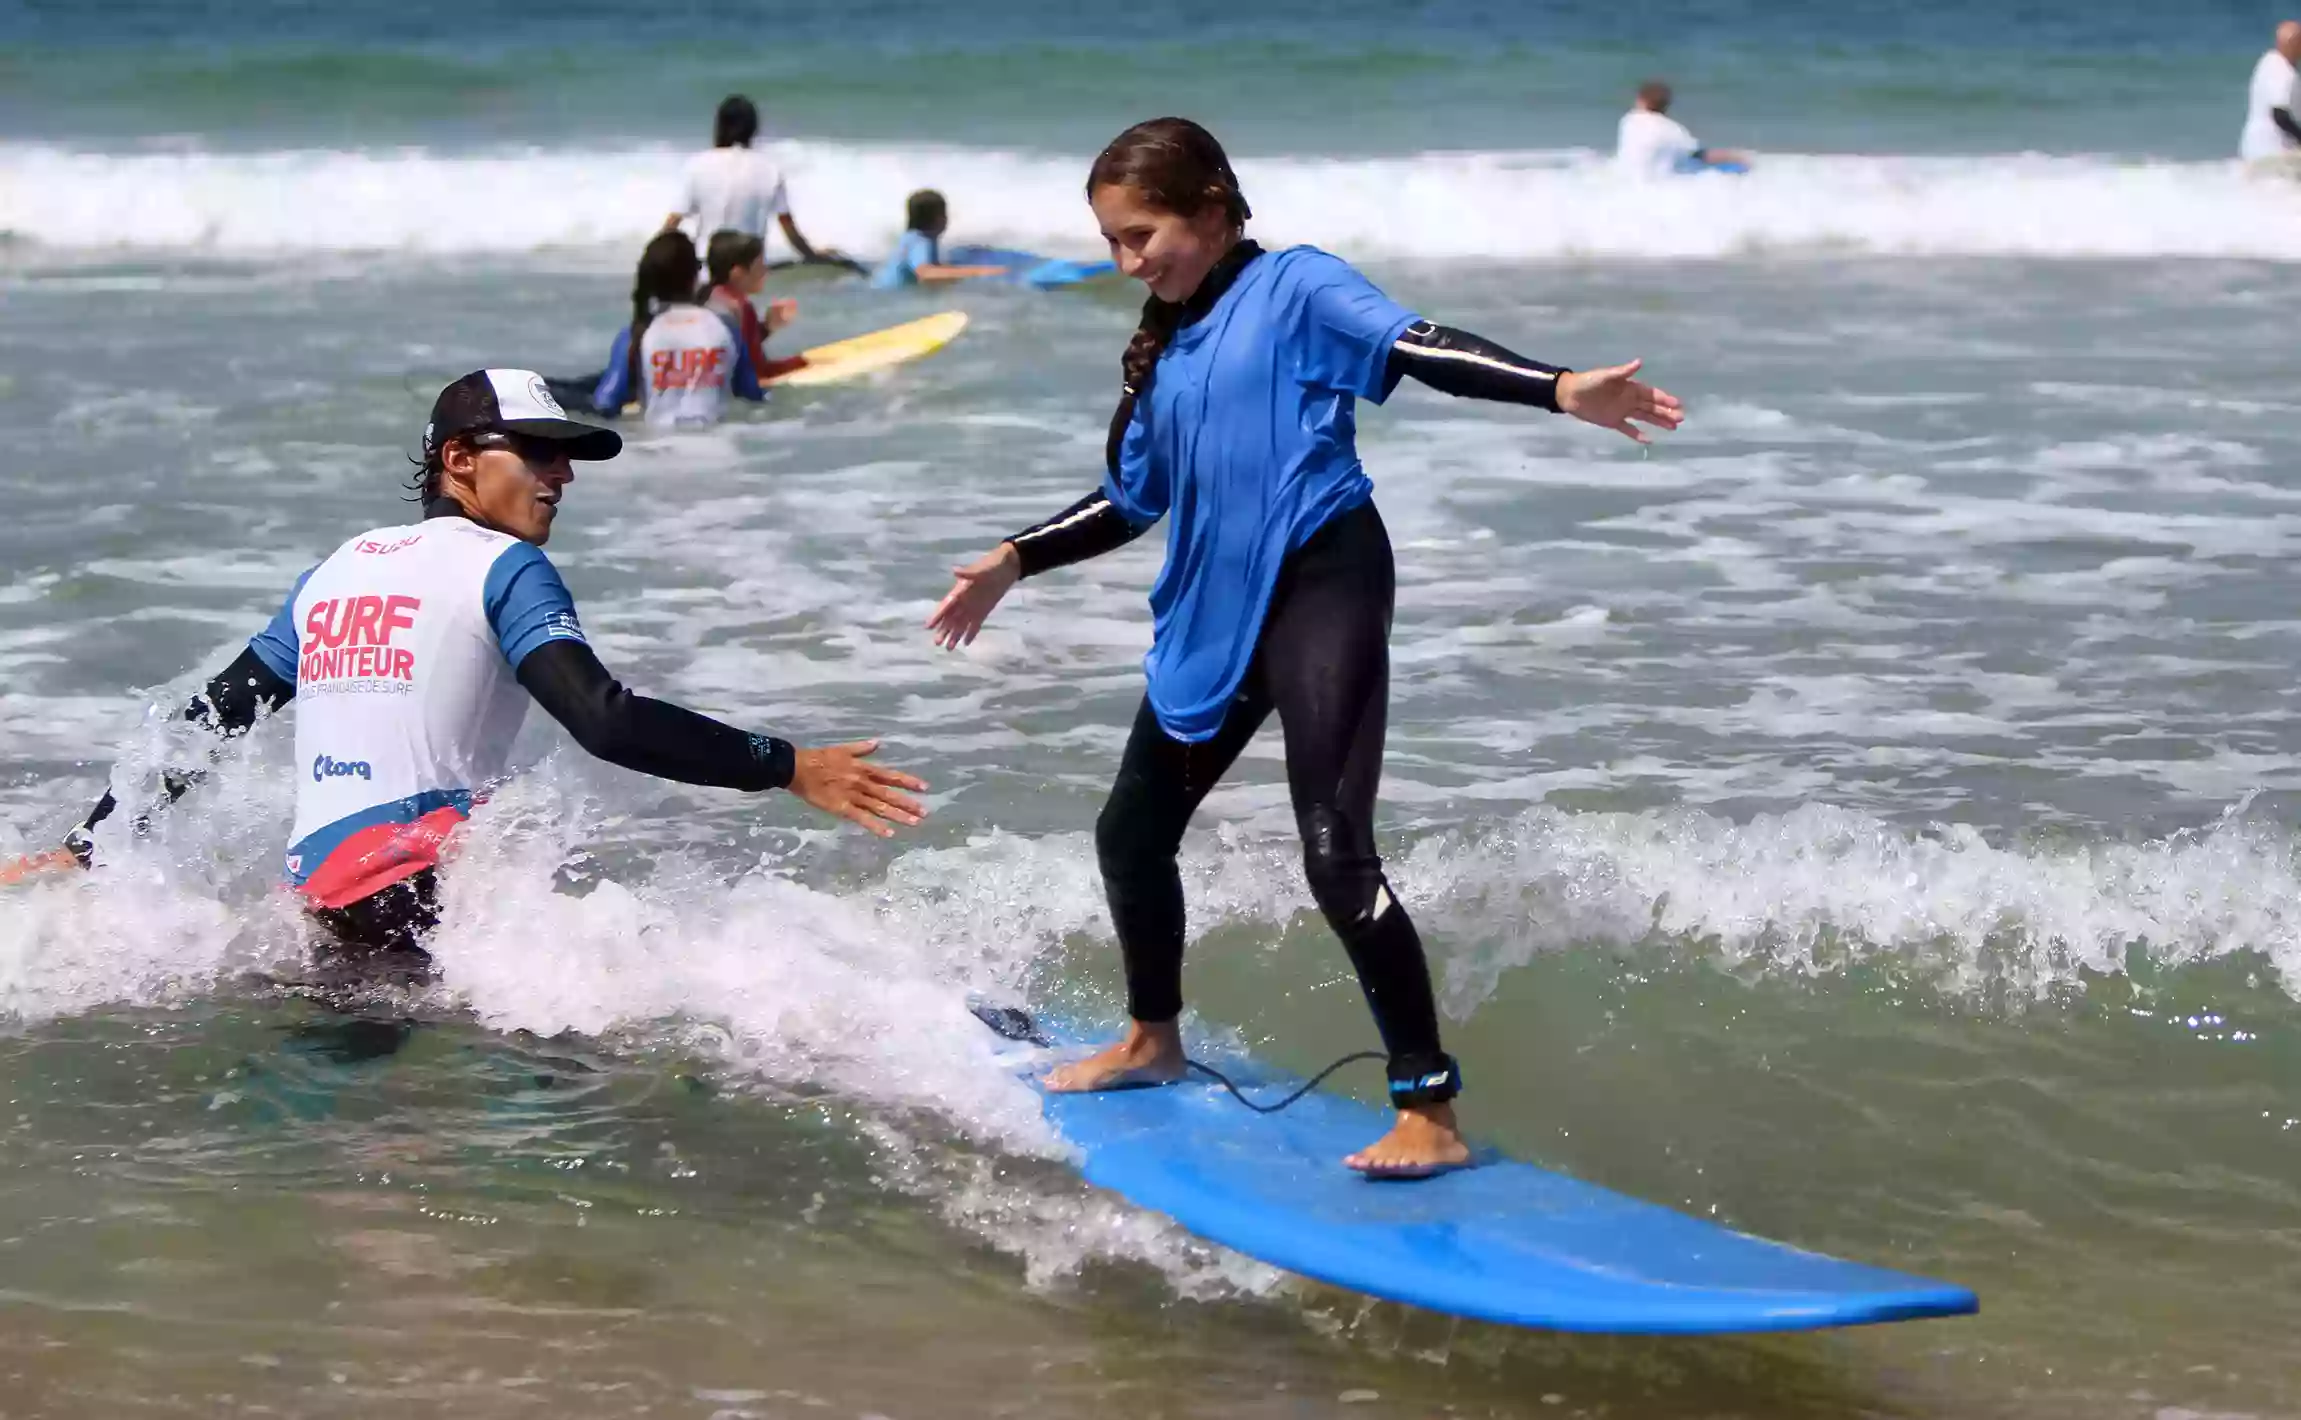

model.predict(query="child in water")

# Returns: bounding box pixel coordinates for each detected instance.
[548,230,765,428]
[701,229,809,382]
[868,190,1010,289]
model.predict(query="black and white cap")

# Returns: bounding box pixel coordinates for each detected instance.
[423,369,622,462]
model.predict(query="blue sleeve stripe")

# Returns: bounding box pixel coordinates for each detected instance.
[247,563,316,683]
[483,543,587,670]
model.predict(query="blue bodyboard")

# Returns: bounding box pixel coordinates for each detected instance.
[943,244,1118,289]
[987,1010,1977,1334]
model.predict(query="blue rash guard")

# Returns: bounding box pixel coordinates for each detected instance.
[869,229,938,289]
[1101,246,1419,742]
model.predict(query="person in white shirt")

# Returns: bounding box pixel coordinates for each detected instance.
[1614,80,1750,178]
[662,94,852,269]
[2239,22,2301,164]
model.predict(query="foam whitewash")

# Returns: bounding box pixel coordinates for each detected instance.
[1400,800,2301,1009]
[10,140,2301,260]
[15,763,2301,1029]
[10,737,2301,1313]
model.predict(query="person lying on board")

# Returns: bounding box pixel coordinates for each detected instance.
[927,116,1682,1178]
[869,190,1012,289]
[701,229,811,382]
[16,371,925,969]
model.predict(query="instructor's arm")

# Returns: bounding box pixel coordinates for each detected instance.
[516,640,926,837]
[65,641,298,864]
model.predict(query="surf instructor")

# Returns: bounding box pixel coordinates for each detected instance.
[51,370,926,963]
[927,118,1682,1176]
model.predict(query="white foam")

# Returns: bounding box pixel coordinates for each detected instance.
[10,139,2301,261]
[1399,799,2301,1010]
[11,731,2301,1307]
[362,781,1297,1301]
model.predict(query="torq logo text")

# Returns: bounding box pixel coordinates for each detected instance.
[312,755,373,783]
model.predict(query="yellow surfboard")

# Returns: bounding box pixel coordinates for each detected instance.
[765,310,969,389]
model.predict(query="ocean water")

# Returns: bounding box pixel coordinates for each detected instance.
[4,2,2301,1417]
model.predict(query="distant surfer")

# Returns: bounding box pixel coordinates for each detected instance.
[44,371,925,967]
[869,190,1012,288]
[927,118,1682,1176]
[2239,22,2301,169]
[1615,81,1750,177]
[663,94,857,271]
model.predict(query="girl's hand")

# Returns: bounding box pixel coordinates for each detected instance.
[926,543,1022,649]
[1557,359,1684,444]
[765,298,798,333]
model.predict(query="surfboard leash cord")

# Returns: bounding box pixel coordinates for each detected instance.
[965,1004,1412,1116]
[1186,1051,1385,1115]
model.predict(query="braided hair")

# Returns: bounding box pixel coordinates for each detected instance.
[1086,118,1252,471]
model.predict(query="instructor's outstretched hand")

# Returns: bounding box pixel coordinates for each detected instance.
[1557,359,1684,444]
[788,740,929,838]
[926,543,1021,650]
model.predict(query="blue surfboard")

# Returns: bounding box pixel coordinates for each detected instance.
[980,1008,1977,1334]
[943,244,1118,289]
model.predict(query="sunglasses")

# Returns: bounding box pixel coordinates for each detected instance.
[468,431,570,467]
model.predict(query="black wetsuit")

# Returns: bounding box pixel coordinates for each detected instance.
[1006,248,1573,1108]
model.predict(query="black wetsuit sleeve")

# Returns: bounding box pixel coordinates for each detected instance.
[1386,320,1569,413]
[188,644,297,735]
[2275,106,2301,144]
[515,639,794,791]
[68,644,298,860]
[1006,488,1146,578]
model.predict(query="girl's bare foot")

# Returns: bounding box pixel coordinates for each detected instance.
[1043,1018,1188,1092]
[1345,1101,1472,1178]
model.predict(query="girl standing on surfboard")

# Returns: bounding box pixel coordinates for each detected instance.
[926,117,1683,1176]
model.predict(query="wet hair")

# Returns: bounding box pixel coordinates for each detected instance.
[1085,117,1252,466]
[406,436,468,502]
[1638,80,1673,112]
[406,448,444,501]
[905,188,948,235]
[714,94,759,148]
[701,227,766,296]
[627,230,702,403]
